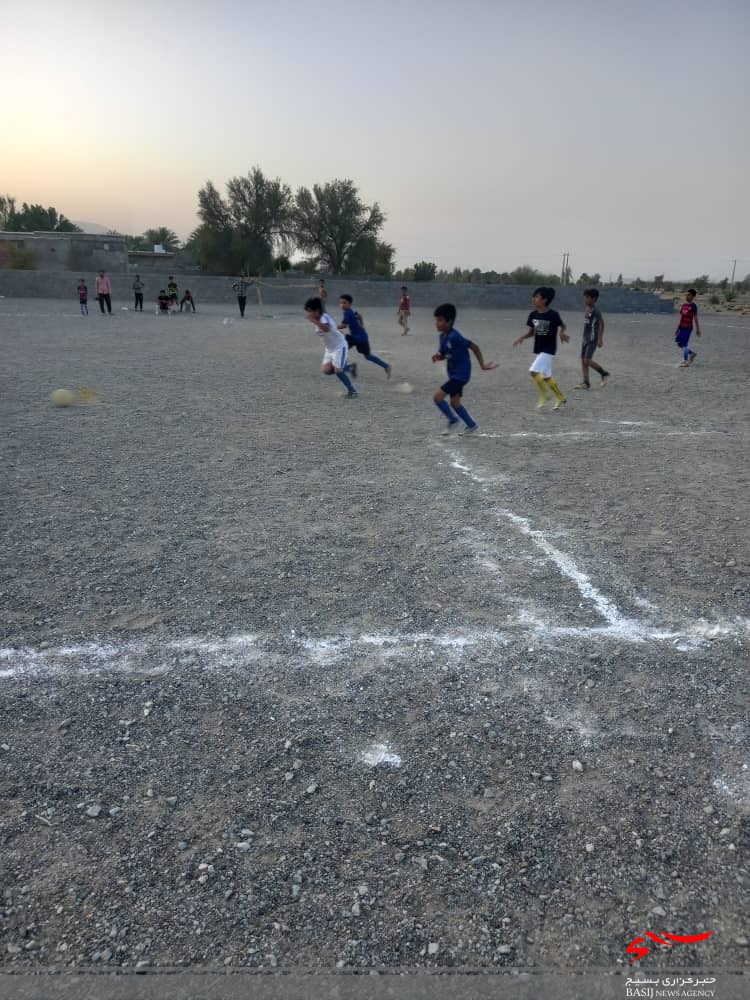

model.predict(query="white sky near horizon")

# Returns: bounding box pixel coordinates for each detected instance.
[2,0,748,281]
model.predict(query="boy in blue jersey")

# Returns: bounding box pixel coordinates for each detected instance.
[304,297,358,398]
[337,295,392,379]
[432,303,496,436]
[513,286,570,409]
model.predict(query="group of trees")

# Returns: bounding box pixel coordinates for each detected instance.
[0,195,81,233]
[184,168,393,277]
[394,263,565,285]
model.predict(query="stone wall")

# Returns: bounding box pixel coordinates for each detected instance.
[0,269,673,313]
[0,233,128,273]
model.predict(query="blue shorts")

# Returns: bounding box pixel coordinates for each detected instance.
[441,377,468,397]
[346,334,371,356]
[675,328,692,348]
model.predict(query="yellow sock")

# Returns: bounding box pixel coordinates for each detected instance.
[532,373,549,399]
[546,377,565,401]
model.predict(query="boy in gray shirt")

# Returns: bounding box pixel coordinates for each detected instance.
[574,288,610,389]
[132,275,144,311]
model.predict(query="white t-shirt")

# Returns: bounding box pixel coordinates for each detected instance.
[316,312,346,352]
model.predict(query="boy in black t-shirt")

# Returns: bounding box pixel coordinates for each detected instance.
[574,288,610,389]
[513,286,569,409]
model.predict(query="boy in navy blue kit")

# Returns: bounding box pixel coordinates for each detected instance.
[513,286,570,409]
[432,303,496,436]
[675,288,701,366]
[337,294,391,380]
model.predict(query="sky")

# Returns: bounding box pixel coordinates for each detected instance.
[2,0,748,280]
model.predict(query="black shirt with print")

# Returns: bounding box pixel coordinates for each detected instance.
[527,309,565,355]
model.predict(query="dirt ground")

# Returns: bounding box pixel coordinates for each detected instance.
[0,299,747,977]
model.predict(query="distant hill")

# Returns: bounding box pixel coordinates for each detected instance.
[72,221,112,235]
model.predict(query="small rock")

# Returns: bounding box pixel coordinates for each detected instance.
[572,760,584,772]
[86,805,102,819]
[165,797,178,806]
[428,942,439,955]
[734,936,748,946]
[1,744,11,752]
[6,943,21,955]
[651,906,667,917]
[108,807,121,817]
[177,841,188,851]
[585,843,595,853]
[235,841,253,852]
[305,783,318,795]
[497,945,512,955]
[351,902,361,916]
[703,805,714,815]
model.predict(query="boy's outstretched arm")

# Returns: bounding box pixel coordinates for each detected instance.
[469,342,497,370]
[513,325,534,347]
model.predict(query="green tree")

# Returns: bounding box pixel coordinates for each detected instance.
[143,227,180,251]
[1,200,81,232]
[413,261,437,282]
[225,167,293,271]
[293,179,384,274]
[616,273,623,287]
[344,237,395,277]
[691,275,710,294]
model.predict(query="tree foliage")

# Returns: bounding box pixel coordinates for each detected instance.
[292,180,384,274]
[0,195,81,233]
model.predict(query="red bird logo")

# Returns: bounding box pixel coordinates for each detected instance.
[627,930,714,964]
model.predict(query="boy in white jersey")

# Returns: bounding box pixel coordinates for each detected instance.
[304,297,358,398]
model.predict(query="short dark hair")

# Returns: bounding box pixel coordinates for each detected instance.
[340,293,353,304]
[434,303,457,324]
[400,285,408,290]
[533,286,555,305]
[305,296,323,312]
[583,288,599,300]
[686,288,697,296]
[319,278,325,284]
[159,288,166,293]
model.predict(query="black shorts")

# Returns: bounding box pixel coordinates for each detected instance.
[441,378,468,397]
[346,334,371,356]
[169,293,178,302]
[581,340,598,360]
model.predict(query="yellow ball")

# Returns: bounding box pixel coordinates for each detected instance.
[51,389,75,407]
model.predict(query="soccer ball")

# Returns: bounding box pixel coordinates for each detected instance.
[397,381,414,394]
[51,389,75,407]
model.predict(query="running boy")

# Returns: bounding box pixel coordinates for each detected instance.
[432,303,496,436]
[398,286,411,335]
[77,278,88,316]
[338,294,391,379]
[304,297,358,398]
[574,288,610,389]
[675,288,701,366]
[513,287,569,409]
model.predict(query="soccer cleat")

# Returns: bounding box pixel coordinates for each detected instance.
[573,382,590,390]
[600,371,610,384]
[536,396,549,409]
[385,364,392,379]
[348,363,358,378]
[345,390,358,398]
[460,424,479,436]
[688,352,697,365]
[678,361,689,367]
[552,398,567,410]
[441,420,460,436]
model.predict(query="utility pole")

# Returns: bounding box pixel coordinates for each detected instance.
[730,259,737,289]
[561,251,570,286]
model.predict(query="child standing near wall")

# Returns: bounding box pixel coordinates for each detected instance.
[675,288,701,366]
[398,286,411,335]
[77,278,88,316]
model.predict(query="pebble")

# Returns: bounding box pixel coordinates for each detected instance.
[351,902,361,916]
[585,843,595,853]
[703,805,714,815]
[651,906,667,917]
[497,945,512,955]
[428,942,439,955]
[734,937,748,946]
[165,797,178,806]
[572,760,584,772]
[235,841,253,852]
[85,805,102,819]
[305,783,318,795]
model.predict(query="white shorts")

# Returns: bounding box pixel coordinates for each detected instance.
[323,344,348,370]
[529,352,554,378]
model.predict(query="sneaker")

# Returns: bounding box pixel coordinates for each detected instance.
[573,382,590,390]
[552,397,567,410]
[385,364,392,379]
[600,372,610,384]
[688,352,697,365]
[460,424,479,436]
[441,420,460,436]
[678,361,689,367]
[348,363,358,378]
[536,396,549,409]
[345,390,358,398]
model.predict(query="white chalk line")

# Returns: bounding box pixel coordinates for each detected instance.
[476,429,715,440]
[447,449,749,648]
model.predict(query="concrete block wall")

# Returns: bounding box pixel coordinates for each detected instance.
[0,269,673,314]
[0,233,128,273]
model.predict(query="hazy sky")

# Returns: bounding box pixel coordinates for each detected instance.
[2,0,747,279]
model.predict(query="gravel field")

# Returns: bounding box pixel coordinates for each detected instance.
[0,299,748,979]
